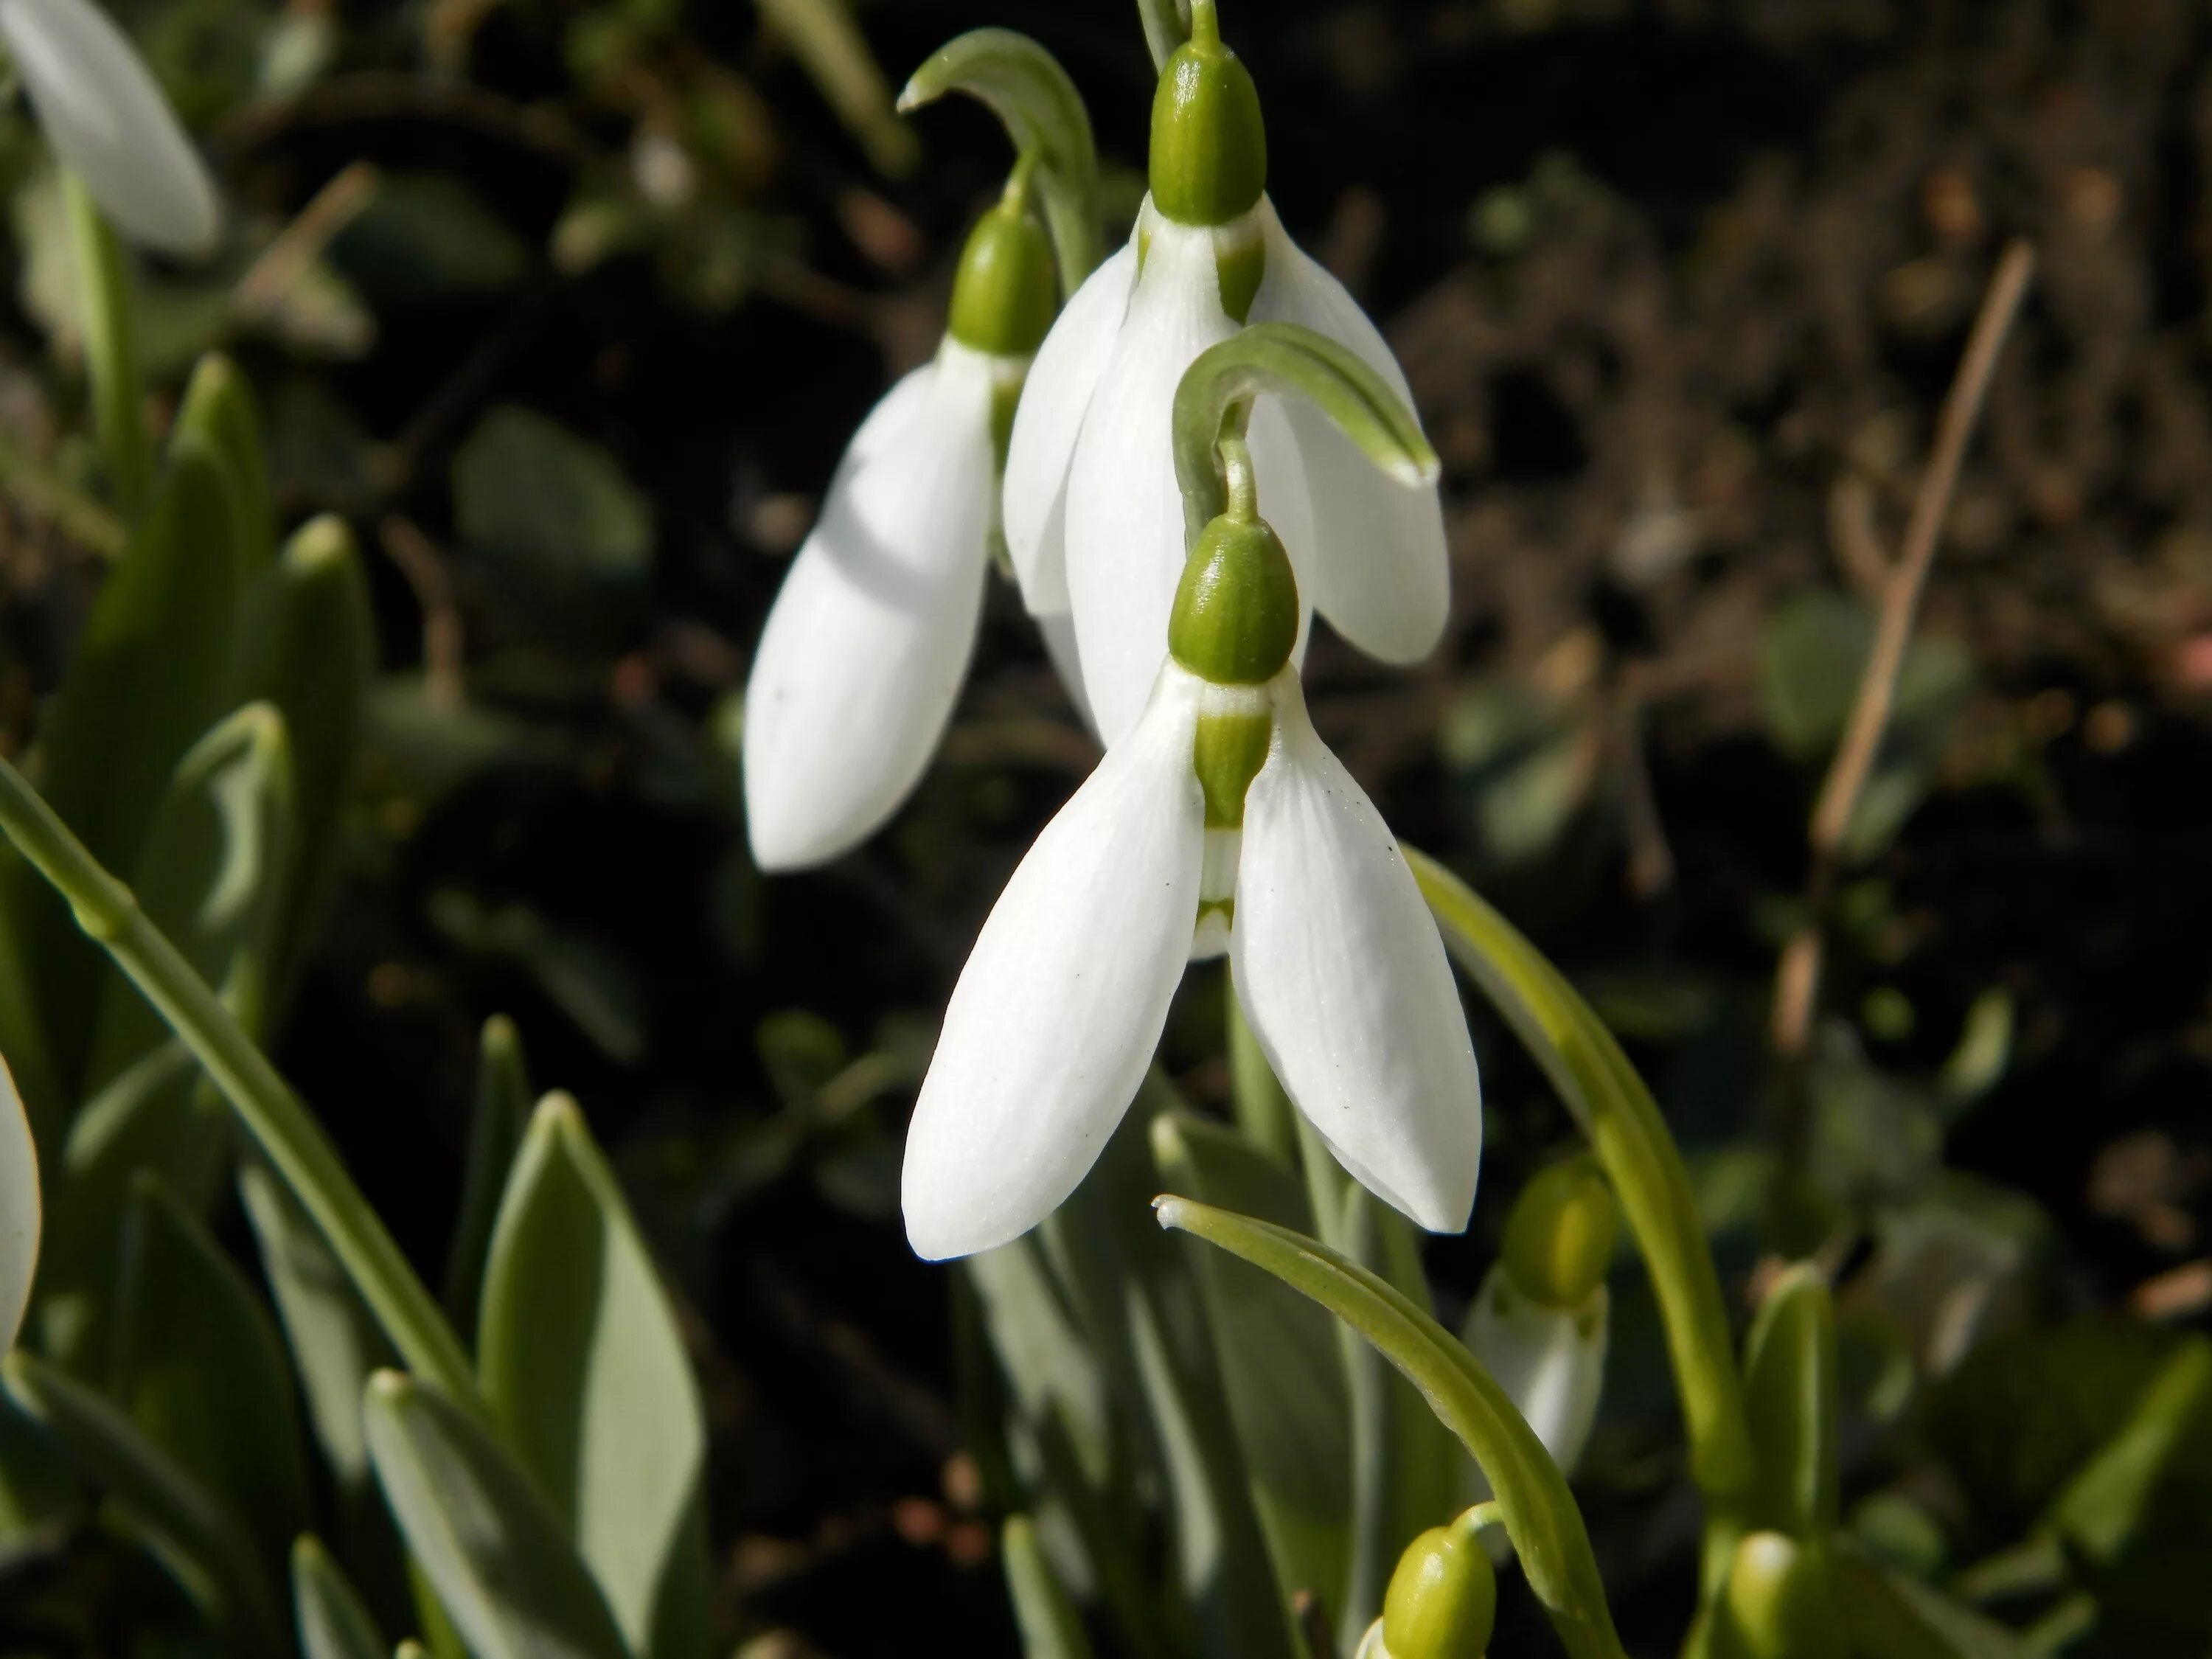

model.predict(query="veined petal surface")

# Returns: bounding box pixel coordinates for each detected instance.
[1249,198,1448,663]
[1231,677,1481,1234]
[0,0,220,256]
[902,666,1206,1259]
[1002,242,1136,615]
[1463,1271,1607,1476]
[1,1057,38,1352]
[742,344,998,871]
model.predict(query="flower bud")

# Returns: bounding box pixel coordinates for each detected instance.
[1500,1156,1616,1310]
[946,200,1058,360]
[1381,1510,1497,1659]
[1721,1532,1848,1659]
[1148,10,1267,228]
[1169,513,1299,687]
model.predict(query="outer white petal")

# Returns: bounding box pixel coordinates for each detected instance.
[1248,198,1448,663]
[1,1055,38,1352]
[902,666,1206,1259]
[0,0,220,257]
[742,345,996,871]
[1062,215,1239,745]
[1003,243,1138,615]
[1230,677,1481,1233]
[1461,1270,1607,1528]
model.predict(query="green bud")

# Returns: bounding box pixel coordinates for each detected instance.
[1500,1156,1616,1310]
[1382,1512,1497,1659]
[1721,1532,1848,1659]
[1148,21,1267,227]
[1169,514,1299,686]
[947,202,1058,358]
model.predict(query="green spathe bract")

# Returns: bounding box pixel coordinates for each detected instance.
[1148,11,1267,227]
[1500,1157,1618,1310]
[1382,1511,1498,1659]
[1169,513,1299,685]
[947,199,1058,358]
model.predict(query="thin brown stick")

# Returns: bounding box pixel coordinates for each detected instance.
[233,161,380,323]
[379,516,465,708]
[1771,238,2034,1058]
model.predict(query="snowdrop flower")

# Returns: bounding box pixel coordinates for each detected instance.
[1002,2,1448,744]
[902,501,1481,1259]
[743,181,1058,870]
[0,0,220,255]
[1356,1508,1498,1659]
[1,1055,38,1352]
[1462,1158,1615,1512]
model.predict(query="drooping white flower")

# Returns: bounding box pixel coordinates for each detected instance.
[1,1055,40,1352]
[902,513,1479,1260]
[0,0,221,255]
[1001,18,1447,745]
[743,194,1056,872]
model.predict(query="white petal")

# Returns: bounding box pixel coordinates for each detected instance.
[1230,678,1481,1233]
[1464,1269,1607,1475]
[742,345,996,871]
[1249,198,1448,663]
[0,0,220,257]
[1003,242,1138,616]
[902,666,1206,1259]
[1062,214,1239,745]
[1,1055,39,1352]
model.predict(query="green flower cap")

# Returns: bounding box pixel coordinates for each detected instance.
[1381,1510,1497,1659]
[947,199,1058,358]
[1169,512,1299,686]
[1722,1532,1849,1659]
[1500,1156,1618,1310]
[1148,8,1267,227]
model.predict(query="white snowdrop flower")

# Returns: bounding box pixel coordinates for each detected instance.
[902,508,1480,1260]
[743,189,1057,872]
[1463,1158,1615,1510]
[0,0,220,255]
[1,1054,40,1352]
[1001,10,1447,745]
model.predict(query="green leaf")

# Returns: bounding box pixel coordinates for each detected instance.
[1153,1197,1628,1659]
[1831,1540,2033,1659]
[2048,1333,2212,1565]
[174,355,275,576]
[61,173,150,514]
[111,1174,313,1564]
[1742,1264,1840,1540]
[899,29,1101,291]
[1,1349,288,1655]
[754,0,919,178]
[234,515,375,1004]
[1174,324,1439,544]
[1004,1513,1096,1659]
[25,437,243,1093]
[1150,1112,1351,1626]
[453,405,654,583]
[293,1535,389,1659]
[330,173,529,305]
[1406,846,1756,1509]
[442,1015,531,1344]
[477,1096,711,1659]
[362,1370,630,1659]
[0,1052,36,1353]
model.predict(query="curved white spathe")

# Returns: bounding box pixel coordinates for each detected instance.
[902,664,1206,1260]
[742,343,998,872]
[1231,675,1482,1234]
[0,0,220,256]
[1,1055,40,1352]
[1464,1267,1608,1478]
[1002,241,1136,616]
[1248,198,1448,664]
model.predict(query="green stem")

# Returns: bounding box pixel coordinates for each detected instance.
[60,174,151,518]
[0,758,482,1411]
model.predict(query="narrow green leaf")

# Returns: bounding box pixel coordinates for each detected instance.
[1742,1265,1840,1541]
[442,1015,531,1343]
[174,355,275,575]
[234,515,375,1006]
[1004,1513,1096,1659]
[294,1535,389,1659]
[1154,1197,1628,1659]
[0,1053,37,1352]
[754,0,919,178]
[1,1349,288,1654]
[2048,1334,2212,1564]
[0,852,63,1160]
[60,173,150,515]
[1151,1111,1350,1626]
[1406,846,1756,1512]
[1225,993,1295,1164]
[362,1370,630,1659]
[478,1095,711,1659]
[899,28,1101,291]
[1830,1540,2034,1659]
[1174,323,1439,543]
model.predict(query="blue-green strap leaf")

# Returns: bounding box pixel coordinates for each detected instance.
[293,1534,390,1659]
[1742,1264,1840,1541]
[439,1014,530,1343]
